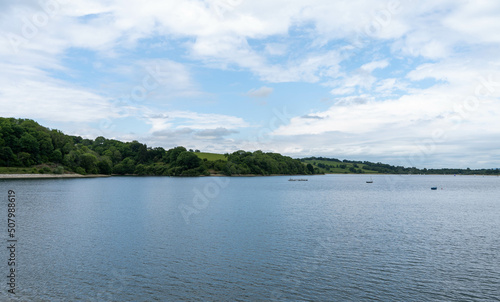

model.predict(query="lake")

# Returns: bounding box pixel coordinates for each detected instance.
[1,174,499,301]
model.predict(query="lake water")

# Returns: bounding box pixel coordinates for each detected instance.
[1,174,499,301]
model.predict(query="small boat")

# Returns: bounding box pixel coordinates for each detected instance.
[366,177,373,183]
[289,178,308,181]
[431,187,437,190]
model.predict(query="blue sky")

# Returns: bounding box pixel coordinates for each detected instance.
[1,0,500,168]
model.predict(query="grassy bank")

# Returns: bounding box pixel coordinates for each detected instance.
[301,159,378,174]
[194,152,227,161]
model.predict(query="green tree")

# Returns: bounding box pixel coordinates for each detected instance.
[97,157,113,175]
[50,149,63,163]
[62,142,73,154]
[112,149,122,163]
[17,152,33,167]
[176,151,202,169]
[134,164,147,175]
[37,132,54,157]
[50,129,68,150]
[20,133,39,154]
[0,147,16,166]
[165,146,187,163]
[135,143,148,163]
[94,136,106,146]
[63,150,81,168]
[80,153,98,174]
[113,157,135,175]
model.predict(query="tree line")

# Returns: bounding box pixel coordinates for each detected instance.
[302,156,500,175]
[0,118,315,176]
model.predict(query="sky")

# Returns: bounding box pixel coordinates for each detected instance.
[1,0,500,169]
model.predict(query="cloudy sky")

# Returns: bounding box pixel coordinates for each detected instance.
[1,0,500,168]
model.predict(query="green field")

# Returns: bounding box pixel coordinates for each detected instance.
[194,152,227,161]
[301,159,378,174]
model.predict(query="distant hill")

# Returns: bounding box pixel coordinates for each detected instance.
[301,156,500,176]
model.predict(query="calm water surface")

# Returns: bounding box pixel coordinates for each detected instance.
[1,175,499,301]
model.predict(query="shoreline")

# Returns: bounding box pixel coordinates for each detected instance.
[0,174,111,179]
[0,173,316,179]
[1,173,498,180]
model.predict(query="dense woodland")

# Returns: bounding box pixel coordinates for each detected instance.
[0,118,315,176]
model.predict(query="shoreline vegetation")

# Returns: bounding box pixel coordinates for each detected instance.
[0,173,309,179]
[0,118,315,177]
[0,173,111,179]
[1,117,499,178]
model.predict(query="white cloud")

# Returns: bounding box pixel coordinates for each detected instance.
[135,59,201,99]
[361,60,389,72]
[195,127,239,139]
[145,110,250,133]
[151,127,194,138]
[329,71,376,96]
[265,43,287,56]
[443,1,500,44]
[374,78,407,95]
[0,63,119,123]
[246,86,273,98]
[330,86,355,95]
